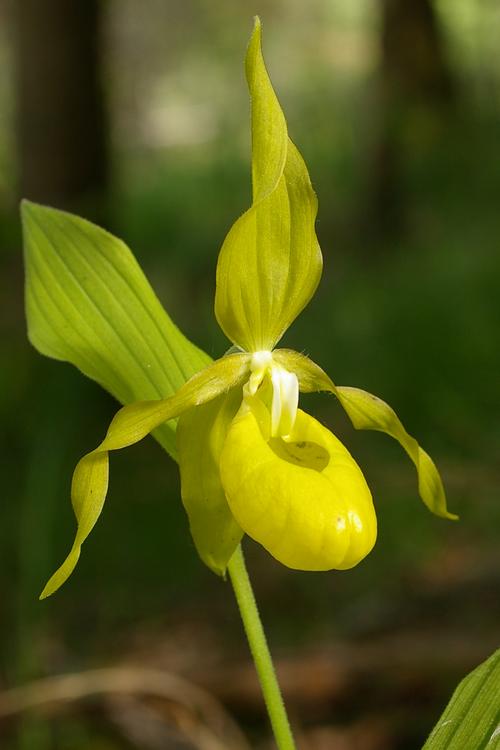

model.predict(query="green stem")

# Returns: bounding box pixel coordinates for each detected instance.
[227,544,297,750]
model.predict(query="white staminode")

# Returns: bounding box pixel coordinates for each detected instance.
[270,366,299,437]
[246,351,299,438]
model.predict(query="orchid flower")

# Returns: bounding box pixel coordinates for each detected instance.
[22,18,456,601]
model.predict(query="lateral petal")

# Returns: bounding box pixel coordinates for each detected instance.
[335,387,458,520]
[40,354,250,598]
[273,350,457,521]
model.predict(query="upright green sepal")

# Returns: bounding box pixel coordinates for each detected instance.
[22,200,211,458]
[246,17,287,204]
[215,19,322,352]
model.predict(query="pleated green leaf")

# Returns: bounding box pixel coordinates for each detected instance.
[274,349,457,521]
[40,353,250,598]
[423,648,500,749]
[22,200,211,458]
[177,388,243,576]
[215,18,322,352]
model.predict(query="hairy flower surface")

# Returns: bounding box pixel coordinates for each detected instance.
[22,19,456,599]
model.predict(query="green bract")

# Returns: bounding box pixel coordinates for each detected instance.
[22,18,456,599]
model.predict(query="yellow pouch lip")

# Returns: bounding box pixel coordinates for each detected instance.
[220,402,377,571]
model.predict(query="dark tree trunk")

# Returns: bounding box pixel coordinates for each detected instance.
[365,0,455,245]
[13,0,108,222]
[380,0,454,110]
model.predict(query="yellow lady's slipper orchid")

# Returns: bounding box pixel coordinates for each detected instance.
[23,18,456,599]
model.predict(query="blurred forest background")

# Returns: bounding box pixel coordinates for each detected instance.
[0,1,499,748]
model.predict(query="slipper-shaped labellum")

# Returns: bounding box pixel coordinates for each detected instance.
[220,397,377,571]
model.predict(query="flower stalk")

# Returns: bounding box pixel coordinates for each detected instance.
[228,544,296,750]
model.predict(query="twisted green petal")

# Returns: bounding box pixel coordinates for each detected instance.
[40,354,250,598]
[220,398,376,571]
[274,349,457,521]
[334,386,457,520]
[215,18,322,351]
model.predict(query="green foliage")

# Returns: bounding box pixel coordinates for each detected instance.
[22,200,211,459]
[423,648,500,749]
